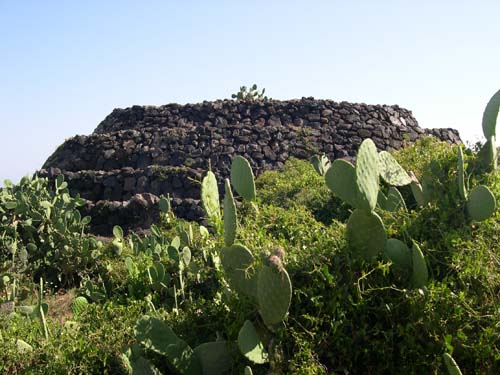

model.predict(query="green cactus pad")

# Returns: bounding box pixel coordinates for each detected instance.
[457,147,467,200]
[378,188,406,212]
[257,265,292,327]
[482,88,500,139]
[158,195,170,213]
[310,154,331,176]
[201,171,221,225]
[443,353,463,375]
[325,159,359,208]
[480,136,498,170]
[384,239,411,270]
[230,156,256,201]
[238,320,268,364]
[135,316,200,374]
[410,243,428,289]
[466,185,496,221]
[192,341,233,374]
[220,244,257,298]
[356,139,380,212]
[378,151,412,186]
[346,209,386,259]
[244,366,254,375]
[71,296,89,317]
[223,179,237,246]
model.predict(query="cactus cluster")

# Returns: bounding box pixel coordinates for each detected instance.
[231,84,269,101]
[457,147,497,221]
[325,139,411,259]
[127,315,233,375]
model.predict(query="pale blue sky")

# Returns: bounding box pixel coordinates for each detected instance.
[1,1,499,183]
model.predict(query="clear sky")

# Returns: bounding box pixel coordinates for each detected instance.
[1,1,499,184]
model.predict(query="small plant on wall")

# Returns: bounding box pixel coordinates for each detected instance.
[231,84,269,101]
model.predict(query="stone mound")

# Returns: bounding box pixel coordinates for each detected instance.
[38,98,460,234]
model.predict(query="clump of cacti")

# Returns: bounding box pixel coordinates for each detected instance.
[127,315,233,375]
[231,84,269,101]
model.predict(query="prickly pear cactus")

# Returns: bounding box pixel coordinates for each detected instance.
[201,170,221,226]
[443,352,463,375]
[378,151,412,186]
[230,156,256,201]
[410,243,428,289]
[325,159,359,208]
[457,147,467,200]
[409,171,427,207]
[220,244,258,298]
[384,239,411,270]
[158,195,171,213]
[356,139,380,212]
[310,154,331,176]
[482,88,500,140]
[135,315,201,374]
[466,185,496,221]
[192,341,233,374]
[71,296,89,317]
[244,366,254,375]
[378,187,406,212]
[346,209,386,259]
[257,263,292,327]
[238,320,268,364]
[223,179,237,246]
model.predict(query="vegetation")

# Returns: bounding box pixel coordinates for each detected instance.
[1,92,500,374]
[231,84,269,101]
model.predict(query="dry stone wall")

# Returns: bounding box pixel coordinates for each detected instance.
[39,98,461,234]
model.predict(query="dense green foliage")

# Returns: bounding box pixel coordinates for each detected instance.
[1,136,499,374]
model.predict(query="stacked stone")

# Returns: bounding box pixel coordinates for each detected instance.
[38,98,461,234]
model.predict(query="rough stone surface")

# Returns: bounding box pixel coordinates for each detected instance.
[38,98,461,234]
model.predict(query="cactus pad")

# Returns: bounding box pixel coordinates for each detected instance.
[71,296,89,317]
[192,341,233,374]
[378,187,406,212]
[346,209,386,259]
[466,185,496,221]
[257,265,292,327]
[482,88,500,139]
[220,244,257,298]
[457,147,467,200]
[310,154,331,176]
[325,159,359,208]
[223,179,237,246]
[378,151,412,186]
[230,156,256,201]
[384,239,411,270]
[238,320,268,364]
[410,243,428,289]
[443,352,463,375]
[135,315,200,374]
[356,139,380,211]
[201,171,221,225]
